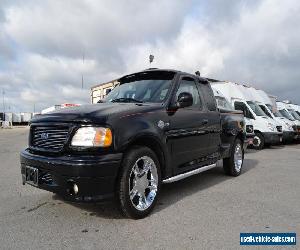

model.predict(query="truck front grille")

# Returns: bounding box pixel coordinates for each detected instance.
[31,126,70,151]
[276,126,282,132]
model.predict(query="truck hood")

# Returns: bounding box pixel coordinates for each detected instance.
[31,103,158,124]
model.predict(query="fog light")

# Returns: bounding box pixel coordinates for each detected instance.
[73,184,79,195]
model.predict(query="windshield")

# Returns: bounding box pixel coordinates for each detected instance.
[246,101,266,116]
[266,104,281,117]
[102,71,175,103]
[259,104,272,118]
[215,96,234,110]
[288,109,300,120]
[279,109,295,121]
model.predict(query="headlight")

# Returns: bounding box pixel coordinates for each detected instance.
[71,127,112,147]
[285,123,293,131]
[267,123,275,131]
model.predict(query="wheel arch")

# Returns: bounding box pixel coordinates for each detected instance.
[121,134,169,179]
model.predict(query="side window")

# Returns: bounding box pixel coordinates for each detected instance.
[175,77,201,108]
[234,102,253,119]
[260,105,272,118]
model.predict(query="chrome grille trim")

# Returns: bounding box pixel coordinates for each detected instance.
[31,125,70,151]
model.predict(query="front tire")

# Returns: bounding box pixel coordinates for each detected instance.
[252,132,264,150]
[223,138,244,176]
[117,146,161,219]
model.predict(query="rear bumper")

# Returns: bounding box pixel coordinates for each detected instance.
[20,149,123,202]
[263,132,283,144]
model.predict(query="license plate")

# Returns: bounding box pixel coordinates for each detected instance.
[25,166,39,186]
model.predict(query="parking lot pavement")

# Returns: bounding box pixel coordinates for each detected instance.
[0,128,299,250]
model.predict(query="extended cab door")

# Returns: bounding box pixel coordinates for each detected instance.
[167,76,218,175]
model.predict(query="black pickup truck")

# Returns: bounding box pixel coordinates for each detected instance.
[21,69,246,219]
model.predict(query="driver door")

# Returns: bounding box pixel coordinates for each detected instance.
[168,76,211,174]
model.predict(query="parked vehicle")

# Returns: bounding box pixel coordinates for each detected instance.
[277,101,300,140]
[21,69,246,219]
[210,81,281,150]
[244,87,293,143]
[12,113,22,124]
[41,103,81,114]
[21,112,32,124]
[259,104,296,143]
[212,88,254,147]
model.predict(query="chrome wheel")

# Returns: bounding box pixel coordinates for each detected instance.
[253,135,261,147]
[129,156,158,211]
[234,143,243,172]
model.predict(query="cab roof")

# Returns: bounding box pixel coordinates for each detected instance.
[121,68,209,83]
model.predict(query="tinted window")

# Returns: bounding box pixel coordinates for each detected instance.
[176,77,201,108]
[103,71,175,103]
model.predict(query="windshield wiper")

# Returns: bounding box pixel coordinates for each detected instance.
[111,98,144,103]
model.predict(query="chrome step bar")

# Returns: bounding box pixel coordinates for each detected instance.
[162,163,217,184]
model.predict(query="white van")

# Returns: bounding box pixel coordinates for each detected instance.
[277,101,300,140]
[212,88,254,147]
[246,88,294,143]
[210,81,282,149]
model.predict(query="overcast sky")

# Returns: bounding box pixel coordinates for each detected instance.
[0,0,299,112]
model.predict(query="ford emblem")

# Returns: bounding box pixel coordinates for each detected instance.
[41,133,49,140]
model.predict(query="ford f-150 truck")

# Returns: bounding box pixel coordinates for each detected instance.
[21,69,246,219]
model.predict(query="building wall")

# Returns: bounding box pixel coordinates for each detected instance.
[91,81,118,103]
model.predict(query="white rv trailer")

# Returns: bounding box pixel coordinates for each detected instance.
[246,87,295,143]
[210,81,281,149]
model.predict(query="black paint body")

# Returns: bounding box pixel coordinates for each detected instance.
[20,69,245,201]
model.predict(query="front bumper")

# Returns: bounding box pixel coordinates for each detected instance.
[20,149,123,202]
[282,131,297,143]
[263,132,283,144]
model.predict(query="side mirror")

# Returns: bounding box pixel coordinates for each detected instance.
[176,92,193,108]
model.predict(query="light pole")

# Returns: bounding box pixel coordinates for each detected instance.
[2,89,5,114]
[81,54,85,89]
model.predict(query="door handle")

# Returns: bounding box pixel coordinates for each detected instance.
[202,119,208,125]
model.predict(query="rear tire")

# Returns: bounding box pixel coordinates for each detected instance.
[252,132,264,150]
[117,146,161,219]
[223,138,244,176]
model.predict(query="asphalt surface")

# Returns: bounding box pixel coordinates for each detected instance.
[0,128,299,250]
